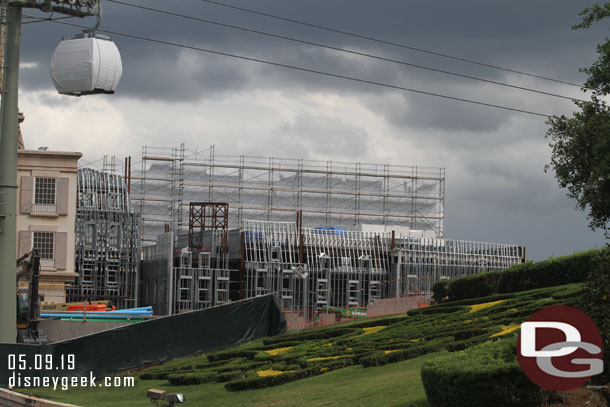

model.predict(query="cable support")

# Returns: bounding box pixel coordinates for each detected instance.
[47,20,553,118]
[107,0,583,102]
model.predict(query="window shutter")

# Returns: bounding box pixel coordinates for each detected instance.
[18,231,32,257]
[56,177,70,215]
[55,232,68,270]
[20,176,33,214]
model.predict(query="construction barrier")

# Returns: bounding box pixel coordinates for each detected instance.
[0,294,285,387]
[366,296,426,317]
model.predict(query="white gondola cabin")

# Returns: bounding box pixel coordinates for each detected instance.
[50,34,122,96]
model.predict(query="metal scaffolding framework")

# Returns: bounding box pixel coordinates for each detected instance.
[144,220,524,319]
[241,220,525,318]
[131,145,445,244]
[67,168,141,309]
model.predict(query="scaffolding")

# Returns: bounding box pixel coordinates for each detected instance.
[241,220,525,319]
[67,168,141,309]
[131,145,445,244]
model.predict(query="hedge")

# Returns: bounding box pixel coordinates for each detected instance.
[206,350,259,362]
[406,305,468,316]
[433,249,598,302]
[361,337,453,367]
[421,339,542,407]
[225,367,321,391]
[262,328,357,345]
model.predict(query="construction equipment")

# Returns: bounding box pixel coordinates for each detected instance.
[15,249,48,344]
[318,305,368,320]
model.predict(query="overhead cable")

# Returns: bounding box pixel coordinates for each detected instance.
[106,0,583,102]
[48,20,552,118]
[199,0,583,88]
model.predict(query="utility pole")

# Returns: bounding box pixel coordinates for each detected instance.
[0,0,99,343]
[0,1,22,344]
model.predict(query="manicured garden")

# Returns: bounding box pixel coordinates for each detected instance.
[23,248,608,407]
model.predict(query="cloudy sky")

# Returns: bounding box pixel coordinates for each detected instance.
[16,0,608,260]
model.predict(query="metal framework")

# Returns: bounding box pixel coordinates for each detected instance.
[67,168,141,309]
[142,220,524,319]
[188,202,228,255]
[140,232,231,315]
[241,220,525,319]
[131,145,445,245]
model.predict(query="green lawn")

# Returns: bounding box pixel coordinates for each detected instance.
[24,352,437,407]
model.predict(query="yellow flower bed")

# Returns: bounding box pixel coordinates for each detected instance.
[307,355,351,362]
[359,326,386,336]
[490,325,520,338]
[384,350,400,354]
[468,300,504,313]
[463,319,472,323]
[409,339,421,342]
[264,346,293,356]
[256,369,292,377]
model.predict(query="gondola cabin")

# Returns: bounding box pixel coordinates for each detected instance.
[50,34,122,96]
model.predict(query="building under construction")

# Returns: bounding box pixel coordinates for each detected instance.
[131,144,445,245]
[67,168,140,309]
[140,202,525,319]
[89,143,523,319]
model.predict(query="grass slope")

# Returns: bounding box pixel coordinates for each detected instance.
[26,353,436,407]
[18,282,583,406]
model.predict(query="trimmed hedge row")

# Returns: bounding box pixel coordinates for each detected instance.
[421,338,542,407]
[207,350,259,362]
[361,337,453,367]
[262,328,357,345]
[406,305,468,316]
[224,357,355,392]
[434,249,598,302]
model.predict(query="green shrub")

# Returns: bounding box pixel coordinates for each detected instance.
[432,280,450,303]
[167,371,216,385]
[577,247,610,404]
[439,250,599,302]
[407,305,468,316]
[361,337,452,367]
[224,367,321,392]
[421,338,542,407]
[207,350,259,362]
[262,328,357,345]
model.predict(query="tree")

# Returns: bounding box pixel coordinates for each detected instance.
[545,4,610,237]
[577,247,610,405]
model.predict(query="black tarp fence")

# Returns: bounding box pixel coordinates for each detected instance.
[0,294,286,386]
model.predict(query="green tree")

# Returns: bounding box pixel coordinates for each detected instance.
[577,247,610,405]
[545,4,610,237]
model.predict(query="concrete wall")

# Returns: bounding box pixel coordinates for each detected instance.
[38,320,132,343]
[0,388,80,407]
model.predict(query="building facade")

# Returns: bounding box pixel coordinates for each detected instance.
[16,149,82,303]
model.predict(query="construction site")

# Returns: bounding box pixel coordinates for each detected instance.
[128,145,526,323]
[68,168,141,309]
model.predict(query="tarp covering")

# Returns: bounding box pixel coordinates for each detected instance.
[50,36,122,95]
[0,294,285,386]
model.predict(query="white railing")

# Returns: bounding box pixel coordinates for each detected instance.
[40,258,55,269]
[32,204,57,214]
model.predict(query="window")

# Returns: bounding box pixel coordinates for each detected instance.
[34,177,56,205]
[33,231,54,268]
[33,177,57,214]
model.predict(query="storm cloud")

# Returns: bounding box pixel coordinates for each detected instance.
[16,0,608,260]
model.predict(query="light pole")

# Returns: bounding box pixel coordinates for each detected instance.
[0,0,99,343]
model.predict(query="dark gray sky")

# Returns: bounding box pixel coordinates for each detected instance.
[17,0,608,260]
